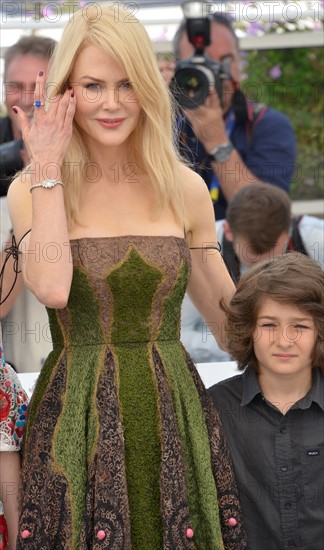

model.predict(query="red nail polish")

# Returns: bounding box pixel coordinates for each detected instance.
[68,85,72,90]
[12,107,18,114]
[71,92,74,98]
[39,70,44,76]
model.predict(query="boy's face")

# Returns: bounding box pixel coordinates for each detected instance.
[252,298,316,381]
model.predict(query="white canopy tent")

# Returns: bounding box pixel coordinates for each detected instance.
[1,1,323,50]
[1,1,323,104]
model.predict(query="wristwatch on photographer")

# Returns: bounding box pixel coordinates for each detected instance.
[208,142,233,164]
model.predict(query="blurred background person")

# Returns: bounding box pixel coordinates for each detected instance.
[156,51,175,87]
[1,36,56,194]
[0,324,28,550]
[216,183,324,280]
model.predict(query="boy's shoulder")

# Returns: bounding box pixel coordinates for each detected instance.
[309,368,324,410]
[208,372,245,403]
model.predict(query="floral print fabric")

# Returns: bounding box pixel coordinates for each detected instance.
[0,345,28,452]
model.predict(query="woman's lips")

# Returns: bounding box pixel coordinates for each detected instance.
[96,118,124,128]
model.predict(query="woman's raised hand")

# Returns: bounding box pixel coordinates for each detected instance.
[12,70,76,169]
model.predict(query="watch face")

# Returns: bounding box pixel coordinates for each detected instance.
[214,144,233,163]
[209,142,233,163]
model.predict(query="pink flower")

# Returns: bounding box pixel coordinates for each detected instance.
[42,6,55,17]
[269,65,282,79]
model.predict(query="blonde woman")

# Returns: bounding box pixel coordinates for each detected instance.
[8,3,246,549]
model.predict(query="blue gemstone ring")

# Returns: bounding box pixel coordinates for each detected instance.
[33,100,45,108]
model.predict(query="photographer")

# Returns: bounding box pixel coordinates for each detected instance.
[173,11,296,220]
[0,36,55,372]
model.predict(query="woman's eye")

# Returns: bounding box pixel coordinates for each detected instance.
[261,323,275,328]
[85,83,100,90]
[119,81,133,90]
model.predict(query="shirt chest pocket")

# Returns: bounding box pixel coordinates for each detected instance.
[300,443,324,507]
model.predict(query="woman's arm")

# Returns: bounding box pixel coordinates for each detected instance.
[0,248,23,319]
[0,451,20,550]
[6,75,76,309]
[7,174,73,309]
[183,166,235,350]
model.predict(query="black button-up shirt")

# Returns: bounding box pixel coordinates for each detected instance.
[208,367,324,550]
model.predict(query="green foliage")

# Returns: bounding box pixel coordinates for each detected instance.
[241,46,323,199]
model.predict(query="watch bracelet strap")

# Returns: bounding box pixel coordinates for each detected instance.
[29,181,64,193]
[208,142,233,163]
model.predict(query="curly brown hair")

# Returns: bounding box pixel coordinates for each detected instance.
[221,254,324,372]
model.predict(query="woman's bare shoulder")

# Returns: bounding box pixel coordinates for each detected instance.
[179,164,209,198]
[179,164,214,234]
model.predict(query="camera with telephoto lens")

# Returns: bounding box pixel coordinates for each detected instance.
[171,1,232,110]
[0,139,24,197]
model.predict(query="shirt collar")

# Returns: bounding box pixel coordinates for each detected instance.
[241,367,261,406]
[297,368,324,411]
[241,366,324,411]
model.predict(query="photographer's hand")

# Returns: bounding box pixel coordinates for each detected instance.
[183,88,228,153]
[183,88,263,202]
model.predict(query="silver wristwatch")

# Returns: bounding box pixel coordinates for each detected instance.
[208,142,233,164]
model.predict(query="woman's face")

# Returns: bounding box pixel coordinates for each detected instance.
[70,44,142,153]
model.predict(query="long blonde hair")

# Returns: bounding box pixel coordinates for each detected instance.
[44,2,184,228]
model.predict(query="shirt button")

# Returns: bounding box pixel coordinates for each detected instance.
[284,501,292,509]
[281,465,288,472]
[288,540,296,548]
[280,426,287,434]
